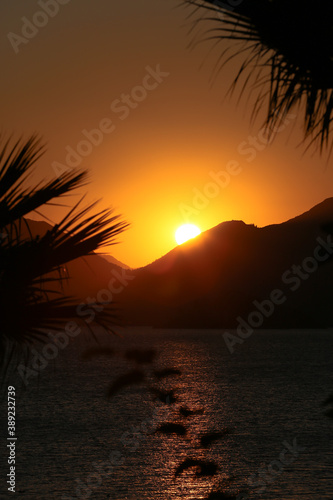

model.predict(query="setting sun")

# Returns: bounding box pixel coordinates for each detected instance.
[175,224,201,245]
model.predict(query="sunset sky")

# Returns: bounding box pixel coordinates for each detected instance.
[2,0,333,268]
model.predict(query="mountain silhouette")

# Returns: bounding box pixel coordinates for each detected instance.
[100,254,130,270]
[117,198,333,328]
[21,219,128,300]
[23,199,333,328]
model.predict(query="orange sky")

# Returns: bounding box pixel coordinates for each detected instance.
[1,1,333,268]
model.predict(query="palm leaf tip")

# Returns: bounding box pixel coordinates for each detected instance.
[0,135,89,228]
[0,134,129,362]
[185,0,333,154]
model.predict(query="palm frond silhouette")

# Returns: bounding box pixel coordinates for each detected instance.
[175,457,219,477]
[154,422,187,436]
[0,135,128,369]
[179,406,204,418]
[153,367,182,379]
[185,1,333,154]
[200,429,230,448]
[107,370,146,398]
[124,348,156,364]
[149,387,178,404]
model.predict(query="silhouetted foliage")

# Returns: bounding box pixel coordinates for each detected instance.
[175,457,219,477]
[200,429,230,448]
[149,387,178,404]
[153,367,182,379]
[99,345,244,498]
[107,369,145,398]
[185,0,333,154]
[155,422,187,436]
[124,348,156,364]
[179,406,205,418]
[0,135,128,371]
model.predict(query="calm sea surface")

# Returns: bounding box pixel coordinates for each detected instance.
[1,329,332,499]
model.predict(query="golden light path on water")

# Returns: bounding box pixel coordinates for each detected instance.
[11,327,333,499]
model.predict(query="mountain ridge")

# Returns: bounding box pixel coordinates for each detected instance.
[116,198,333,328]
[19,199,333,328]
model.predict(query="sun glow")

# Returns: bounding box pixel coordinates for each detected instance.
[175,224,201,245]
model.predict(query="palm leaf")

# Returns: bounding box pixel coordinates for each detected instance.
[184,0,333,153]
[0,135,128,368]
[0,136,88,227]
